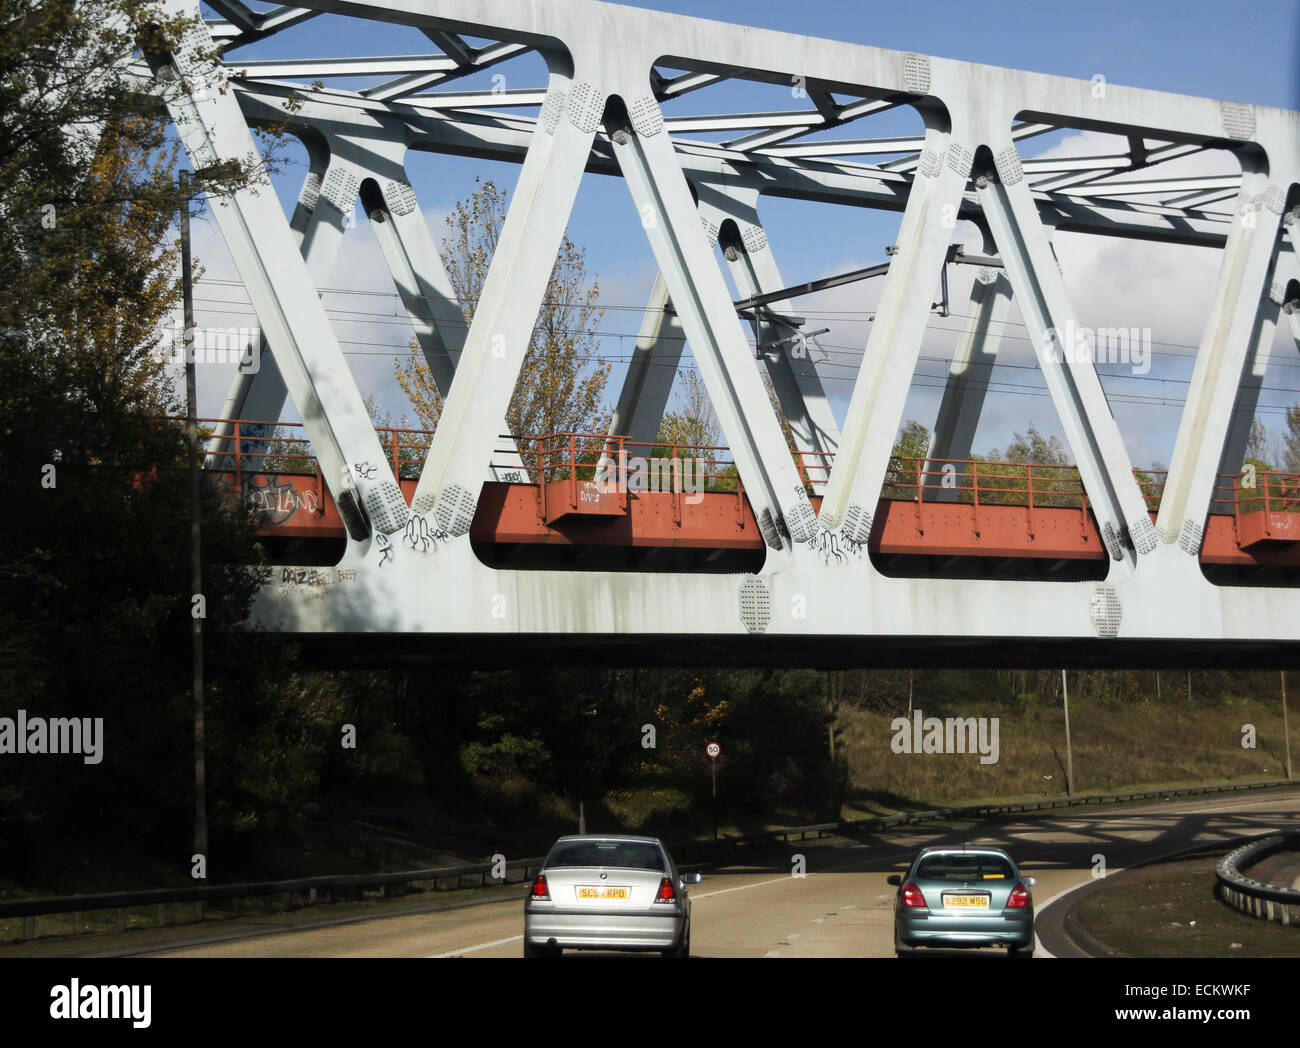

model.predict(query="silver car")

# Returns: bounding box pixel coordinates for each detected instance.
[523,835,701,958]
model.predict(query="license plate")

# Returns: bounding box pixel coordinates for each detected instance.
[944,895,989,908]
[577,886,629,900]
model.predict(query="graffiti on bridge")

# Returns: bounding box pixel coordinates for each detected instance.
[403,513,450,554]
[220,473,320,526]
[810,528,864,565]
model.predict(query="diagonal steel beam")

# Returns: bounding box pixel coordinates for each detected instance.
[605,273,686,447]
[926,238,1014,501]
[974,144,1151,573]
[411,68,598,531]
[818,123,973,545]
[1155,163,1291,556]
[607,92,817,550]
[162,2,409,538]
[696,181,840,496]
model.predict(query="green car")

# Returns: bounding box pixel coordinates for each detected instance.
[888,846,1036,957]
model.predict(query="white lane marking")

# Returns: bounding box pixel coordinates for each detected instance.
[1164,800,1297,815]
[693,874,795,899]
[1031,875,1127,961]
[842,905,855,910]
[764,950,781,957]
[787,933,801,941]
[428,934,522,958]
[811,917,824,924]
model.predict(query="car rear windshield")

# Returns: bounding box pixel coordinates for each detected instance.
[915,853,1016,882]
[547,841,665,871]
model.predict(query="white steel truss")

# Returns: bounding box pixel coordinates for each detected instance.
[136,0,1298,657]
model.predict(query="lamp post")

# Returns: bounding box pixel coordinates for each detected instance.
[1061,669,1074,797]
[181,170,208,867]
[1283,671,1293,781]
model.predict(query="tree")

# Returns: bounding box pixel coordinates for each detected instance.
[1245,416,1274,466]
[656,367,720,451]
[1282,406,1300,474]
[992,424,1069,466]
[982,423,1076,507]
[0,0,305,878]
[883,419,932,497]
[395,178,611,476]
[656,366,729,491]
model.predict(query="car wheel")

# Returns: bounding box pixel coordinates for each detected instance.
[662,920,690,959]
[893,926,914,958]
[1008,943,1033,959]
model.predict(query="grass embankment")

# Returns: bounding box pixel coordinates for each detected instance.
[836,694,1292,811]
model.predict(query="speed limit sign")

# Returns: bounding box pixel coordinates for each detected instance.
[706,742,721,759]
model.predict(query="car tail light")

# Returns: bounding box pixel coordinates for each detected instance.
[1006,882,1031,909]
[654,877,677,904]
[530,874,550,900]
[900,881,928,909]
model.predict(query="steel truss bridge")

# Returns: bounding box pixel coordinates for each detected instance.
[132,0,1299,665]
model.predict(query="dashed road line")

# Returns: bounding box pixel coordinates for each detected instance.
[427,934,522,958]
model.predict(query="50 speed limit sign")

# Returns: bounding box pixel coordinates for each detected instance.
[706,742,721,759]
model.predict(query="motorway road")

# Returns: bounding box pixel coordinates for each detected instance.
[144,788,1299,959]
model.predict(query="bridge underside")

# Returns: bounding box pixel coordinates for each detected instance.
[287,632,1300,671]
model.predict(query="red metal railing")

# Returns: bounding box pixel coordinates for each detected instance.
[190,418,1295,530]
[196,417,432,481]
[1225,470,1300,516]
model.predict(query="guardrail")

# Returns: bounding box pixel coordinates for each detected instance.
[1216,830,1300,925]
[3,777,1295,942]
[0,859,549,942]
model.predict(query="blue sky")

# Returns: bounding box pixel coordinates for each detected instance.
[182,0,1300,474]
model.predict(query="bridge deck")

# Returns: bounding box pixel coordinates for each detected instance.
[201,418,1300,568]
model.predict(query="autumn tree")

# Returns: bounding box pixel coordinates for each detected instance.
[656,367,721,450]
[1280,407,1300,474]
[396,178,611,475]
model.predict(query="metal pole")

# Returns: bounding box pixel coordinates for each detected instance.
[826,671,835,764]
[1283,671,1293,781]
[710,758,717,840]
[1061,669,1074,797]
[182,171,208,866]
[577,750,585,835]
